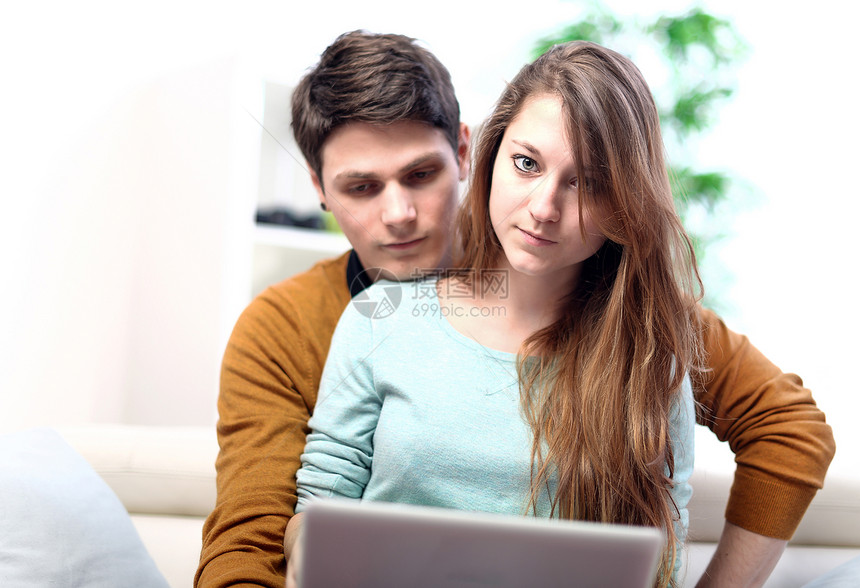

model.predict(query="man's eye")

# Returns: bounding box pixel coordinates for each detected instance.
[408,168,439,184]
[513,155,538,173]
[350,183,374,194]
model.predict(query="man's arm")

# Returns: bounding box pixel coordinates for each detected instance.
[696,522,787,588]
[694,307,835,584]
[195,255,351,588]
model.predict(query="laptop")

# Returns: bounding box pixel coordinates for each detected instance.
[299,499,663,588]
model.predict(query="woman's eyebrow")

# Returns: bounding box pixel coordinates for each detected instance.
[511,140,541,156]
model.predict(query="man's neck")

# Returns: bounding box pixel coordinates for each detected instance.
[346,250,373,297]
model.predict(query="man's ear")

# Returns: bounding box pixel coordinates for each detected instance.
[310,169,327,208]
[457,122,471,181]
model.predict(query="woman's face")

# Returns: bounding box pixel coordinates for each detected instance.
[489,93,606,286]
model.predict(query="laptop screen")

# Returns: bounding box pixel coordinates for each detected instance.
[299,499,663,588]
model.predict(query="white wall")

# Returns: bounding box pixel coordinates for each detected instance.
[115,60,259,426]
[0,0,565,431]
[1,1,857,464]
[691,2,860,473]
[0,35,258,428]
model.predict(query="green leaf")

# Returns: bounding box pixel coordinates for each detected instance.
[532,8,623,58]
[670,166,730,212]
[648,8,742,66]
[668,86,734,134]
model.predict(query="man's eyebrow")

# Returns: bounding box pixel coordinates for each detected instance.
[398,152,446,174]
[333,170,376,181]
[331,152,447,182]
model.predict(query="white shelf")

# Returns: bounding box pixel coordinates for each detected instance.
[250,81,351,294]
[253,224,350,255]
[251,224,351,296]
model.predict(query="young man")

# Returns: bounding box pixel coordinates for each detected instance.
[195,31,835,588]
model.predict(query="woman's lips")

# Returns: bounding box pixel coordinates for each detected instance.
[518,227,556,246]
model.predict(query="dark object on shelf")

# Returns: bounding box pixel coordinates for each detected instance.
[256,207,325,230]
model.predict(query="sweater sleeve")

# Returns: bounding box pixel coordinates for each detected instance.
[671,375,696,540]
[296,302,381,509]
[670,375,696,578]
[195,255,351,588]
[695,307,836,540]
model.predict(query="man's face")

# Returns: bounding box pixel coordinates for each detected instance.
[312,121,468,281]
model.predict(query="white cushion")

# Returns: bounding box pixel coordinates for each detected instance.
[803,555,860,587]
[131,514,206,588]
[58,424,218,517]
[0,428,169,587]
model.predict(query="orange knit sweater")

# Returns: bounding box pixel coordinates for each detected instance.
[195,251,835,588]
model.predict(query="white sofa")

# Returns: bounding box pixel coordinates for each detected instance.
[52,425,859,588]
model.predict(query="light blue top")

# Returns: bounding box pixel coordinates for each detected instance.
[296,278,694,563]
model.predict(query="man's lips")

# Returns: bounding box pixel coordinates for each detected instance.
[382,237,426,251]
[518,227,556,246]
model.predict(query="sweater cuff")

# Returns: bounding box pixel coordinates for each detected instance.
[196,550,286,588]
[724,467,820,540]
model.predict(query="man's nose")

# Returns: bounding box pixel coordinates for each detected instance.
[380,184,418,226]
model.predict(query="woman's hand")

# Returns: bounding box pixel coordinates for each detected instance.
[284,512,305,588]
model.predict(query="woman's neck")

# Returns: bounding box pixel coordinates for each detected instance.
[439,259,579,354]
[494,257,578,333]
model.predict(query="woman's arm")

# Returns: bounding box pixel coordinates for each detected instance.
[286,297,387,585]
[669,375,696,576]
[294,303,383,508]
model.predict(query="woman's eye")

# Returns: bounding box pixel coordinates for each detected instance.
[570,177,594,190]
[513,155,538,173]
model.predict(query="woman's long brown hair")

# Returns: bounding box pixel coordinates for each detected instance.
[455,41,704,587]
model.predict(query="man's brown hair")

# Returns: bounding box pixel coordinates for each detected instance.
[291,30,461,186]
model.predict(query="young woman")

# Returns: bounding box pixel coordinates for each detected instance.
[288,41,703,587]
